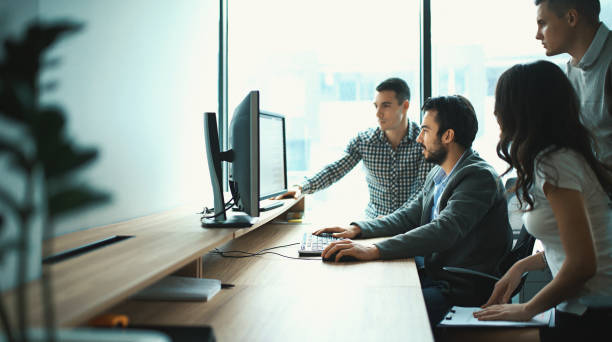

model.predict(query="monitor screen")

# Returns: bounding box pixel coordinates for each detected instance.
[259,111,287,199]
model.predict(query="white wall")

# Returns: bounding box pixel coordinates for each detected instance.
[35,0,218,236]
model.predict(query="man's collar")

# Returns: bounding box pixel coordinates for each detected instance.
[435,148,472,182]
[374,127,386,143]
[375,122,417,145]
[406,121,419,142]
[575,22,610,69]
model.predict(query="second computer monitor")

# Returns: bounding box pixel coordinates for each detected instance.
[259,111,287,199]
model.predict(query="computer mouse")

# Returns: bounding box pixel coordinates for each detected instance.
[321,252,359,262]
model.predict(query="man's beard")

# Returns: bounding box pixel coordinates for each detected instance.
[423,143,447,165]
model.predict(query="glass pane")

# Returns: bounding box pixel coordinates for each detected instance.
[229,0,421,219]
[431,0,612,176]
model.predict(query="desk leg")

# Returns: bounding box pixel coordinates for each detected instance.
[172,257,203,278]
[284,196,305,221]
[290,196,305,212]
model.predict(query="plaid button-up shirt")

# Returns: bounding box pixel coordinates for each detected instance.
[301,122,435,218]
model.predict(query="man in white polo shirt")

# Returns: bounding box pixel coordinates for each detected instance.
[535,0,611,165]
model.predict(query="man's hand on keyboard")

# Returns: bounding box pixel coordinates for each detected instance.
[312,225,361,239]
[320,239,381,262]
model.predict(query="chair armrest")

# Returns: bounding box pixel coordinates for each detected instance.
[442,266,500,282]
[579,296,612,308]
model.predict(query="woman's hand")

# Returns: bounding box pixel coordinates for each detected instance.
[482,261,527,307]
[473,303,536,322]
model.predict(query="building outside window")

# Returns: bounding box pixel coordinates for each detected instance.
[228,0,612,218]
[432,0,612,176]
[228,0,421,220]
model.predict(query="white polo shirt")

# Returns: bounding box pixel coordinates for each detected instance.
[566,22,612,165]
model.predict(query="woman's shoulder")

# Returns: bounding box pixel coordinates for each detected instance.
[535,147,586,170]
[535,147,595,191]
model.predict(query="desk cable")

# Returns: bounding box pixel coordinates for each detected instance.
[198,197,235,220]
[210,242,320,261]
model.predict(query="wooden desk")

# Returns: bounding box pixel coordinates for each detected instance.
[108,223,434,342]
[2,198,301,328]
[3,198,434,341]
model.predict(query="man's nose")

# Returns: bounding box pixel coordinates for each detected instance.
[416,132,423,143]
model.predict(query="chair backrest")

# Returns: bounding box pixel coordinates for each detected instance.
[500,177,537,276]
[499,225,536,275]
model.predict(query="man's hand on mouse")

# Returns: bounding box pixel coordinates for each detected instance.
[312,225,361,239]
[320,239,380,262]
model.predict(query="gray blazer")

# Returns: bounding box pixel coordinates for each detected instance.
[355,149,512,305]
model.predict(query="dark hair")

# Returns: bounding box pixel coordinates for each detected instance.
[421,95,478,149]
[535,0,600,24]
[495,60,612,210]
[376,77,411,103]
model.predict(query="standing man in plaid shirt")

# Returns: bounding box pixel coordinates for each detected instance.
[275,78,435,219]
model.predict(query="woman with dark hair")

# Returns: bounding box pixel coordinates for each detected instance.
[472,60,612,341]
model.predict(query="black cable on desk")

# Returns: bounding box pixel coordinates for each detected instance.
[210,242,320,261]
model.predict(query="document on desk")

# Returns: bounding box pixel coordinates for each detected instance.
[438,307,554,327]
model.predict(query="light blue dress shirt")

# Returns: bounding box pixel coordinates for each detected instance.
[430,151,468,221]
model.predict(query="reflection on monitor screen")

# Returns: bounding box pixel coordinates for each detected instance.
[259,111,287,199]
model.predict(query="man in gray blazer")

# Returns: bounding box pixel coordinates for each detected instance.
[314,95,512,327]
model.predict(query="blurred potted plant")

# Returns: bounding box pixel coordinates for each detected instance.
[0,21,109,341]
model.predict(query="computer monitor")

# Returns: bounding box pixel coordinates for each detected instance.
[259,111,287,200]
[202,91,287,228]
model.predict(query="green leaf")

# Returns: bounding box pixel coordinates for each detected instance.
[31,106,65,144]
[0,79,36,124]
[0,136,31,172]
[29,107,99,179]
[47,185,110,219]
[0,21,83,125]
[45,147,98,180]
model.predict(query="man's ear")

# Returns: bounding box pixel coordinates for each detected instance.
[566,8,578,27]
[442,129,455,144]
[402,99,410,113]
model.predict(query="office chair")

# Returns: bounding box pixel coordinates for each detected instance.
[442,177,537,301]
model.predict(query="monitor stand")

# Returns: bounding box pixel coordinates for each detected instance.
[201,213,256,228]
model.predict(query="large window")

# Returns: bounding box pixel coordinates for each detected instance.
[226,0,612,217]
[228,0,421,219]
[431,0,612,176]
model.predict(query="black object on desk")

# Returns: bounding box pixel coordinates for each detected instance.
[322,252,359,262]
[128,325,215,342]
[43,235,134,264]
